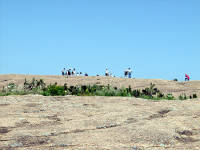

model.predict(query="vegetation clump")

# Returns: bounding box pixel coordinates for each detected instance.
[0,78,198,101]
[173,78,178,81]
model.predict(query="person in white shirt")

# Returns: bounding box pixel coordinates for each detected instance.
[128,68,132,78]
[105,68,109,76]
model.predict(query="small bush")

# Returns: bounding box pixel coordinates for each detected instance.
[132,90,141,97]
[165,94,174,100]
[173,78,178,81]
[42,85,65,96]
[157,92,164,99]
[7,83,16,92]
[179,94,187,100]
[24,78,46,91]
[95,90,106,96]
[193,93,197,99]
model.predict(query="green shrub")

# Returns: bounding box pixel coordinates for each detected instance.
[157,92,164,99]
[132,90,141,97]
[118,87,129,96]
[173,78,178,81]
[140,94,153,100]
[179,94,187,100]
[141,83,160,98]
[165,94,174,100]
[95,90,106,96]
[193,93,197,99]
[42,85,65,96]
[104,87,117,96]
[24,78,46,91]
[7,83,16,92]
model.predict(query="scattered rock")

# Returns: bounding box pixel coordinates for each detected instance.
[0,103,10,106]
[148,109,171,120]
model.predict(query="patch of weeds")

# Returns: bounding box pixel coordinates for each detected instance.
[179,94,187,100]
[42,84,65,96]
[165,94,175,100]
[192,93,197,99]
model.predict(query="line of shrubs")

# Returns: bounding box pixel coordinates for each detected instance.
[0,78,198,100]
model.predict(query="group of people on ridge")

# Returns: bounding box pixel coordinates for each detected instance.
[105,68,114,77]
[105,68,132,78]
[61,68,88,76]
[61,67,190,81]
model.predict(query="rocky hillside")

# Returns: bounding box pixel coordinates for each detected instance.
[0,74,200,150]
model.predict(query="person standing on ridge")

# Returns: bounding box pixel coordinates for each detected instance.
[68,69,72,76]
[128,67,132,78]
[61,68,65,76]
[185,74,190,81]
[65,69,69,76]
[124,69,128,78]
[105,68,109,76]
[72,68,76,76]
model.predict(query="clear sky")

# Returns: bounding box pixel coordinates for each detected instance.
[0,0,200,80]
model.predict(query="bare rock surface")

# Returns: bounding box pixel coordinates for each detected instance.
[0,95,200,150]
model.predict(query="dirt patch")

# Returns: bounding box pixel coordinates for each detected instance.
[46,115,61,122]
[176,130,194,136]
[0,103,10,106]
[174,135,199,143]
[25,103,39,107]
[158,109,171,115]
[174,128,199,143]
[148,109,171,120]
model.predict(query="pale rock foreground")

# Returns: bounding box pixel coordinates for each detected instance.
[0,95,200,150]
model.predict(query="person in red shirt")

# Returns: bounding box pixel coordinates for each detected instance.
[185,74,190,81]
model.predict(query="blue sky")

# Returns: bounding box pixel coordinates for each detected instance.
[0,0,200,80]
